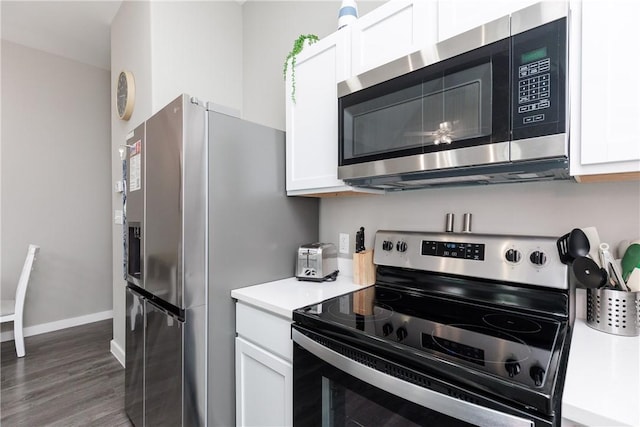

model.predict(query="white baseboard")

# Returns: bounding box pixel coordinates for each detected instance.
[110,339,125,367]
[0,310,113,343]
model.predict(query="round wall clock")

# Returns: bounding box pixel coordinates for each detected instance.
[116,70,135,121]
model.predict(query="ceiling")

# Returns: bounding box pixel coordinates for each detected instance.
[1,1,123,70]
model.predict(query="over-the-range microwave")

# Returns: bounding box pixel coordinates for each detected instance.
[338,2,571,190]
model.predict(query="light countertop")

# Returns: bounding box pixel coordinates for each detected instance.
[231,273,370,320]
[562,319,640,426]
[231,273,640,426]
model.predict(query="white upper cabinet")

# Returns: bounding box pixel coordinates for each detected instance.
[285,1,438,196]
[285,30,354,196]
[351,0,438,76]
[569,0,640,180]
[437,0,538,41]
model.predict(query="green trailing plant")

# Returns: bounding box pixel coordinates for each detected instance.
[283,34,319,103]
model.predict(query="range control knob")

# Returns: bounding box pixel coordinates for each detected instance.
[505,249,522,263]
[505,358,521,378]
[530,365,545,386]
[382,323,394,337]
[396,241,408,253]
[530,251,547,266]
[382,240,394,251]
[396,326,408,341]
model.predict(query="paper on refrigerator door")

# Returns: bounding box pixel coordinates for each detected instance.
[129,153,141,192]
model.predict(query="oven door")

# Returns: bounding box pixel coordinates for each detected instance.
[292,326,549,427]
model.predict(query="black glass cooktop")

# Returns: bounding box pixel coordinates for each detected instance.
[294,284,564,390]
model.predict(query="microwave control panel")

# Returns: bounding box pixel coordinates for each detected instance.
[511,18,566,139]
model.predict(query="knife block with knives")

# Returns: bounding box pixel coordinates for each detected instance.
[353,227,376,286]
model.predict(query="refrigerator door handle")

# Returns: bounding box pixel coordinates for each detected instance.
[146,297,184,323]
[126,287,146,332]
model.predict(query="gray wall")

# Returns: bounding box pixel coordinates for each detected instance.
[242,1,384,130]
[1,40,112,333]
[110,0,154,363]
[320,180,640,259]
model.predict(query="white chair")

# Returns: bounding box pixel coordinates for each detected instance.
[0,244,40,357]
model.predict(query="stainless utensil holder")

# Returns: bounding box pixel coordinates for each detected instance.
[586,288,640,336]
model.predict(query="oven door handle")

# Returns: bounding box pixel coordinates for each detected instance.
[292,328,534,427]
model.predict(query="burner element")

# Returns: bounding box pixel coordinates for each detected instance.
[483,313,542,334]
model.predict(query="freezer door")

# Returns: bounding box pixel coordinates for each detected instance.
[145,299,184,427]
[125,287,145,426]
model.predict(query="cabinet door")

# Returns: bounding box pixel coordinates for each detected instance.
[285,30,353,195]
[438,0,537,41]
[235,337,293,427]
[570,0,640,178]
[351,0,438,76]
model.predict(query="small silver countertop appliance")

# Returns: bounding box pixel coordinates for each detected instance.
[296,243,339,281]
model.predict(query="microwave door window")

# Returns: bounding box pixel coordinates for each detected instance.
[422,78,446,146]
[345,84,424,160]
[342,61,495,162]
[422,63,493,148]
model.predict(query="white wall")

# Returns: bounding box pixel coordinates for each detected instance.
[1,40,112,336]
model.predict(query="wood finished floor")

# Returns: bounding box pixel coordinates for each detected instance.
[0,320,132,427]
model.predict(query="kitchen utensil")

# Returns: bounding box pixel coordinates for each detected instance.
[627,268,640,292]
[599,243,629,291]
[557,228,590,264]
[618,240,631,258]
[621,243,640,282]
[571,256,607,289]
[355,227,365,253]
[620,238,640,258]
[581,226,601,267]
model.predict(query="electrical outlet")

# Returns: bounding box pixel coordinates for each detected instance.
[339,233,349,254]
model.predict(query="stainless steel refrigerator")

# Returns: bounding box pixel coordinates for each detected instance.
[123,94,318,426]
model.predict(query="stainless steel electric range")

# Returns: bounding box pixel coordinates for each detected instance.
[292,230,574,427]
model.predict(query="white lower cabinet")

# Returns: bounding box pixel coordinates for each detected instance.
[235,302,293,427]
[235,337,292,427]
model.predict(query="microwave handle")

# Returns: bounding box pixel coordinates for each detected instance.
[292,328,534,427]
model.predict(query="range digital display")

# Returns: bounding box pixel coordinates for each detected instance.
[422,334,485,366]
[421,240,485,261]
